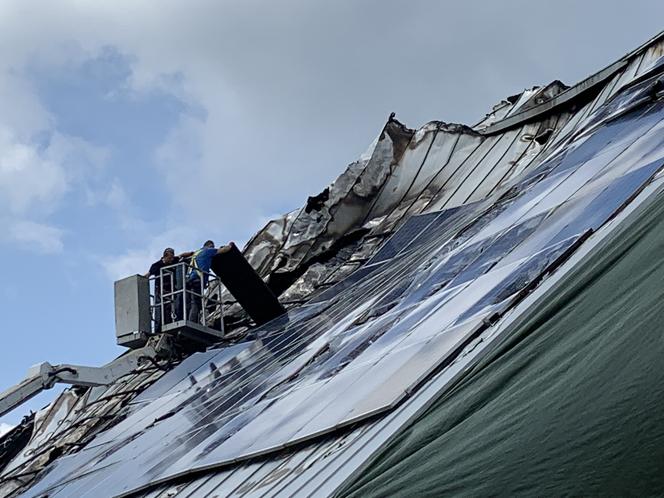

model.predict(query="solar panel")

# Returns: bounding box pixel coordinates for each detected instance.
[367,211,440,265]
[307,262,385,303]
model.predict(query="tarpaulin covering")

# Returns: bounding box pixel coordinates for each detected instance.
[339,193,664,497]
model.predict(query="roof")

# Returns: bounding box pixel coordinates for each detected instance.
[2,30,664,498]
[341,173,664,497]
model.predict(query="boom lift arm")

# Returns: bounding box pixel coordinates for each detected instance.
[0,337,173,419]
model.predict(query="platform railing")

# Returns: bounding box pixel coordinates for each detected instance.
[148,261,225,337]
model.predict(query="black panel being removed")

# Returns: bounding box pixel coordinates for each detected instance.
[212,245,286,326]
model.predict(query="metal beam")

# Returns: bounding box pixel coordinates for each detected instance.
[481,59,629,136]
[0,339,172,419]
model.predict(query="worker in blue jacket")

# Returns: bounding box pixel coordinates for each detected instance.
[181,240,234,323]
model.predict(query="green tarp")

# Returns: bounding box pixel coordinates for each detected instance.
[339,194,664,497]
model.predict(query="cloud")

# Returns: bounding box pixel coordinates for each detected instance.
[153,114,205,207]
[0,126,107,254]
[102,248,153,281]
[7,220,65,254]
[100,226,198,281]
[0,127,67,216]
[46,133,109,183]
[0,0,663,266]
[105,180,130,210]
[0,124,68,254]
[0,70,53,139]
[0,128,106,218]
[0,20,110,255]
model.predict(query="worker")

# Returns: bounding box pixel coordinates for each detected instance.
[181,240,234,323]
[146,248,184,331]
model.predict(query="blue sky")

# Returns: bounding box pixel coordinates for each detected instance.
[1,0,663,430]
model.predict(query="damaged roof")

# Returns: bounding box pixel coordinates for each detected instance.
[2,30,664,498]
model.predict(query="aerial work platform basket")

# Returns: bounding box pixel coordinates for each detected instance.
[115,262,225,348]
[114,245,286,349]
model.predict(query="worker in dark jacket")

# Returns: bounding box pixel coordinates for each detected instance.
[180,240,234,323]
[146,248,183,331]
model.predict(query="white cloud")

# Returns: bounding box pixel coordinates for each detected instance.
[0,0,661,266]
[102,248,153,281]
[46,133,109,183]
[0,71,53,139]
[105,180,130,210]
[7,220,65,254]
[0,127,67,216]
[0,1,363,245]
[100,226,198,281]
[0,13,109,255]
[0,124,69,254]
[0,422,14,437]
[0,126,107,254]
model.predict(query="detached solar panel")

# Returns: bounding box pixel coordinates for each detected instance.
[212,245,286,325]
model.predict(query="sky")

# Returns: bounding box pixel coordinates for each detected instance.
[0,0,662,428]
